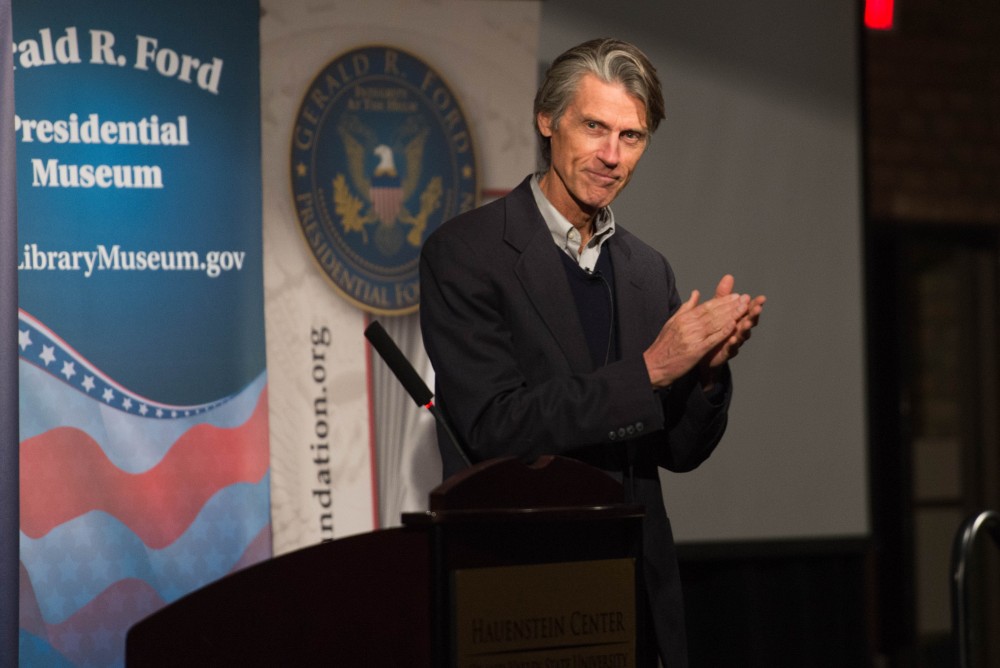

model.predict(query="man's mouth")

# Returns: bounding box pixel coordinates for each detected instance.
[587,170,619,187]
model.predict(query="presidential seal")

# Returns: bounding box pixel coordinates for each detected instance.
[290,46,479,314]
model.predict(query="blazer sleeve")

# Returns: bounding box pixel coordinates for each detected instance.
[627,243,732,473]
[654,362,731,472]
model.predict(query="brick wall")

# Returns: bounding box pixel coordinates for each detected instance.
[865,0,1000,223]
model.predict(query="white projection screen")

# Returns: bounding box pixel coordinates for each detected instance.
[539,1,867,543]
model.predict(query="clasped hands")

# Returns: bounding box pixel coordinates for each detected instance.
[643,275,765,390]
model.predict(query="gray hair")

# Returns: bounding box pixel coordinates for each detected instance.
[534,38,665,166]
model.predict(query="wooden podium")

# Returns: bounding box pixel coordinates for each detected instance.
[126,456,652,666]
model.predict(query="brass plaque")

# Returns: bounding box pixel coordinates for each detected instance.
[453,558,635,668]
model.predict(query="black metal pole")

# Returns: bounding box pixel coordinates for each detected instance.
[951,509,1000,668]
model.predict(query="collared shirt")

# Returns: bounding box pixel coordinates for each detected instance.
[530,173,616,272]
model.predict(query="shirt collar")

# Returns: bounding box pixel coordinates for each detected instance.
[530,173,615,269]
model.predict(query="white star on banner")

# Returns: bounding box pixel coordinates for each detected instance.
[139,404,149,416]
[81,376,96,392]
[122,398,133,411]
[19,329,32,351]
[102,388,114,403]
[39,345,56,366]
[60,361,76,380]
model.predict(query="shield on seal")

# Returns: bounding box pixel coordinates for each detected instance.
[370,144,403,225]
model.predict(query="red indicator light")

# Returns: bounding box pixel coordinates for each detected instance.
[865,0,895,30]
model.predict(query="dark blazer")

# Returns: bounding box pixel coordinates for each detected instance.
[419,175,731,667]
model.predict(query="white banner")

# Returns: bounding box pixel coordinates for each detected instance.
[262,0,540,555]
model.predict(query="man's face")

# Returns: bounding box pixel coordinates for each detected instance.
[537,73,649,226]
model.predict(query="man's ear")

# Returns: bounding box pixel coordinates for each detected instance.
[536,112,553,138]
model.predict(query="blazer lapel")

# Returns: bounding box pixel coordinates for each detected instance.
[503,181,592,371]
[608,234,651,361]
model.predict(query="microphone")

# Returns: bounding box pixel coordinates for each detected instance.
[364,320,471,466]
[364,320,432,407]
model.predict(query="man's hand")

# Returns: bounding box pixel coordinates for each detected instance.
[702,275,766,368]
[698,275,765,391]
[643,275,765,389]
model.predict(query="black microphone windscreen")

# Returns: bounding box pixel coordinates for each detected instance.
[364,321,434,407]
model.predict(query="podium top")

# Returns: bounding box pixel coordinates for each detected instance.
[424,455,630,512]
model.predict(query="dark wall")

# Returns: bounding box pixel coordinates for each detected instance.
[679,542,870,667]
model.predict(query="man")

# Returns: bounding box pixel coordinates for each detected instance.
[419,38,765,666]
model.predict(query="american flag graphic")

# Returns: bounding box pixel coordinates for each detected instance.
[370,185,404,226]
[17,310,271,667]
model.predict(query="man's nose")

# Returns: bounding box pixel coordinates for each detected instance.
[597,135,620,167]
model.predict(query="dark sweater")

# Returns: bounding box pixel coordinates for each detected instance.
[558,246,618,369]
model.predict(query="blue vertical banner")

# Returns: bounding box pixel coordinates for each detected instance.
[1,0,19,665]
[13,2,269,666]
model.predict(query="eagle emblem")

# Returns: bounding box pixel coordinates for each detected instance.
[332,114,443,256]
[291,45,478,314]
